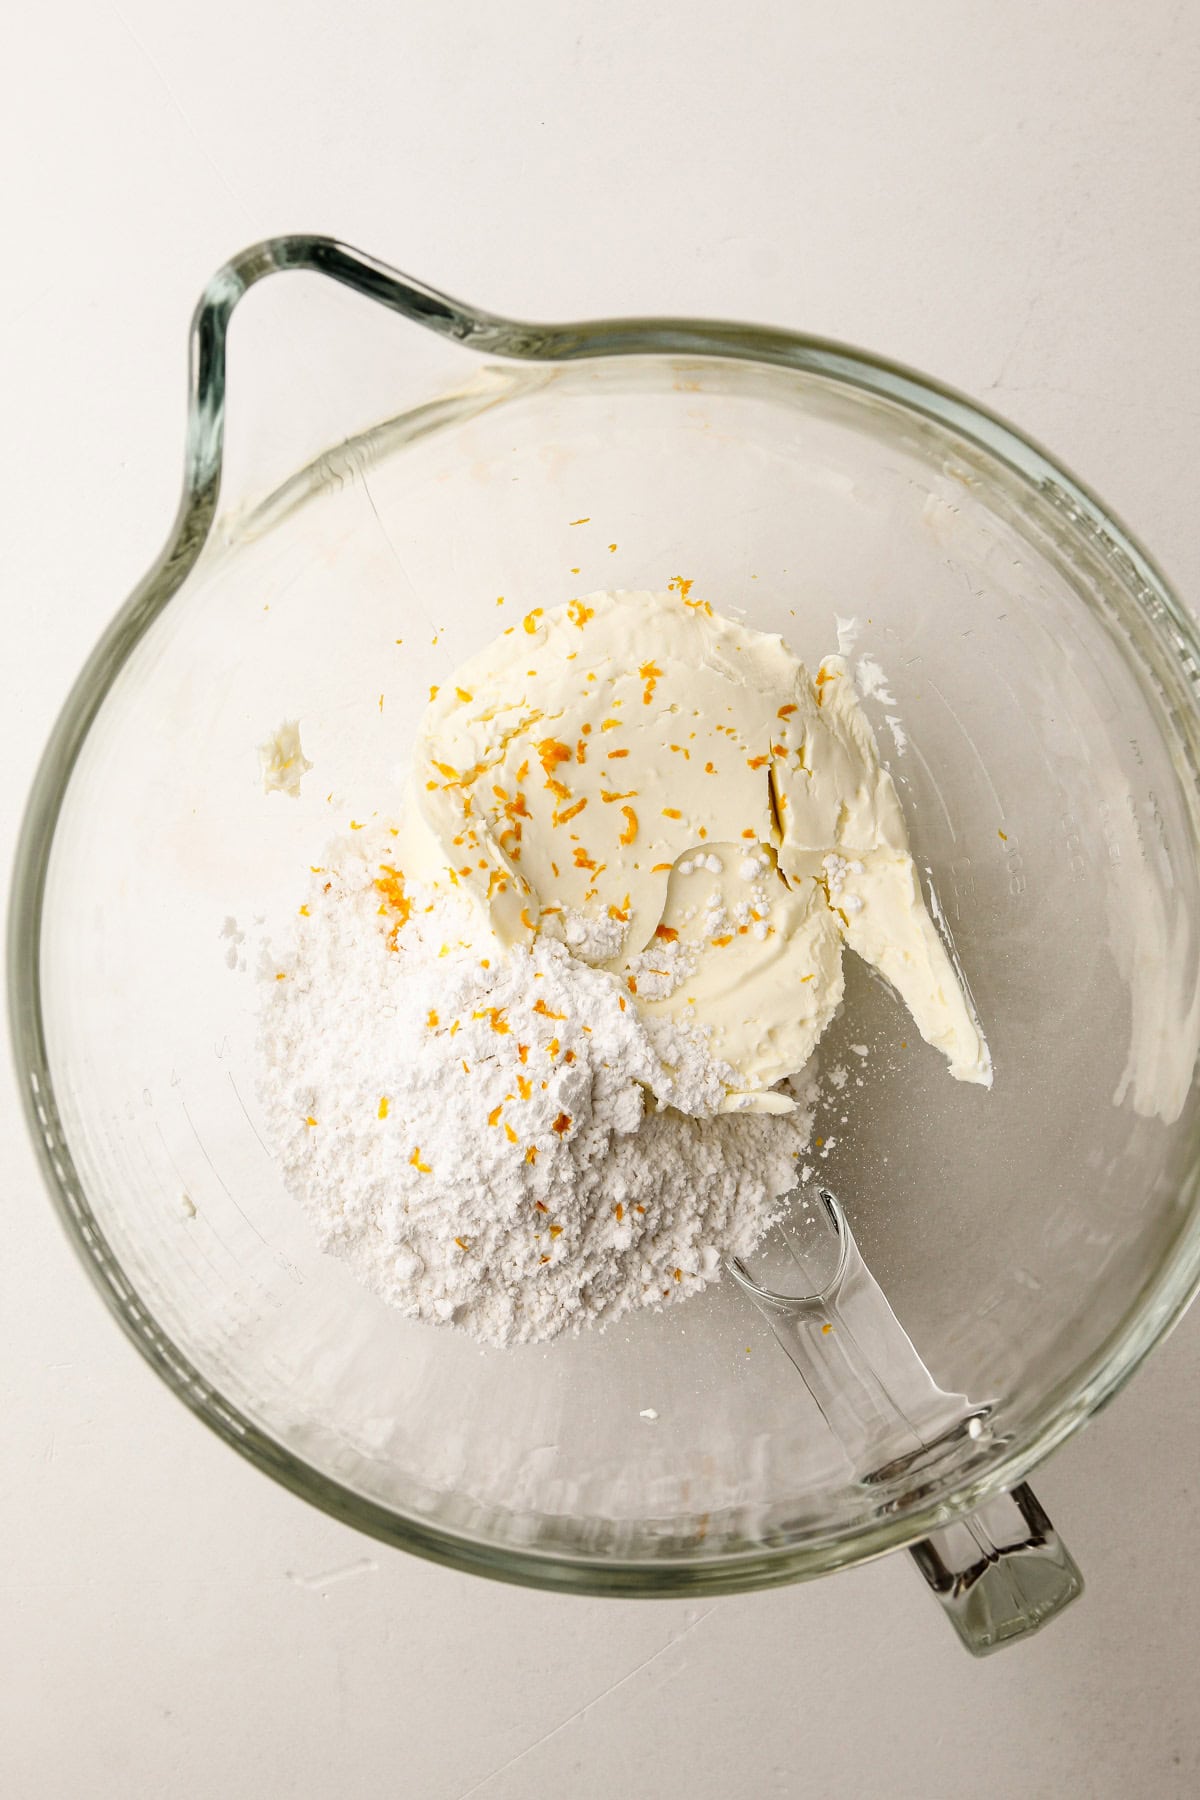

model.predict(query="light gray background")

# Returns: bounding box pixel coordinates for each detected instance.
[4,3,1199,1795]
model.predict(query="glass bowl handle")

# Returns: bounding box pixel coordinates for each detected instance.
[728,1190,1084,1654]
[909,1481,1083,1655]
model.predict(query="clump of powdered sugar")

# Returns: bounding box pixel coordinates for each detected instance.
[259,827,813,1347]
[854,655,896,707]
[541,904,628,965]
[623,846,777,1000]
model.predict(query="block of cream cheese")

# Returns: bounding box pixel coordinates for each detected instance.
[394,589,991,1108]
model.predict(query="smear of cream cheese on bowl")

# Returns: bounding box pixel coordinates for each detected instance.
[394,586,991,1110]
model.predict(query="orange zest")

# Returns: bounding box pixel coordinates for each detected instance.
[639,660,663,706]
[373,864,411,950]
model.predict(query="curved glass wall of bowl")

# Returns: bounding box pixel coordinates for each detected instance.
[9,232,1200,1604]
[729,1192,1082,1653]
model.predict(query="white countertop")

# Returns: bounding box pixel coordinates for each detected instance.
[5,4,1200,1793]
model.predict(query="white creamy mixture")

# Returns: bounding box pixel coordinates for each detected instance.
[396,586,990,1099]
[260,587,989,1345]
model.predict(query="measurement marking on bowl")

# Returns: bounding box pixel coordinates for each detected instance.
[180,1097,275,1253]
[928,678,1005,817]
[226,1070,273,1157]
[902,737,957,846]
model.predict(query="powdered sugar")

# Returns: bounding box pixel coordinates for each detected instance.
[854,655,897,707]
[260,827,812,1346]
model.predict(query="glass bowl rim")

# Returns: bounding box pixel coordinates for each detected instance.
[9,232,1200,1597]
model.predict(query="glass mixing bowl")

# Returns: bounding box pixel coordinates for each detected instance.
[11,237,1200,1642]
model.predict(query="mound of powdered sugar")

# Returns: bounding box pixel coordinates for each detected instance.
[259,827,813,1346]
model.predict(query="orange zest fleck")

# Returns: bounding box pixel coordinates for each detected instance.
[504,1121,518,1143]
[378,1097,389,1120]
[305,1115,317,1127]
[662,807,682,820]
[429,685,439,702]
[533,998,566,1020]
[373,864,411,950]
[488,1102,505,1127]
[651,862,673,873]
[522,607,545,635]
[537,736,573,778]
[615,1203,625,1222]
[526,1146,538,1164]
[454,1236,469,1251]
[410,1147,432,1173]
[517,1043,530,1063]
[741,829,756,840]
[456,686,473,702]
[654,924,678,943]
[554,797,588,827]
[472,1006,511,1034]
[517,1075,533,1101]
[551,1112,572,1136]
[569,516,590,525]
[639,660,663,705]
[567,597,595,630]
[427,1009,439,1028]
[711,934,734,947]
